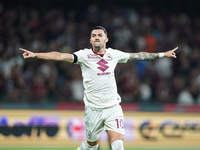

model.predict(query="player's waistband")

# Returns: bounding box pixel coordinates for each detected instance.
[86,103,119,112]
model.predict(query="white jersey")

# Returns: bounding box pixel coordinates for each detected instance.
[74,48,130,108]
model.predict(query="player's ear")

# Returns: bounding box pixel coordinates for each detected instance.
[106,37,109,43]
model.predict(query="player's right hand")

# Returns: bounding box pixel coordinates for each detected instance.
[19,48,36,59]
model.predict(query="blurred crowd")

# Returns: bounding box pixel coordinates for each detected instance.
[0,3,200,105]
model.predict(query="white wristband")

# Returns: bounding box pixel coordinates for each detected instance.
[158,53,165,58]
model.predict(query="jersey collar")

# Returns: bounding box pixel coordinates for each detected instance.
[92,49,106,57]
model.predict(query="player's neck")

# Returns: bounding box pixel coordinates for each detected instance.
[93,47,106,54]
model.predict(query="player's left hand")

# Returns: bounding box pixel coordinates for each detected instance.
[164,47,178,58]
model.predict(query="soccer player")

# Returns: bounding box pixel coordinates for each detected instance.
[19,26,177,150]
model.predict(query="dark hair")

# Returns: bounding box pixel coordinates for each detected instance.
[91,26,107,36]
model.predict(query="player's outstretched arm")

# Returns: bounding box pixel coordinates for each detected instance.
[128,47,178,62]
[19,48,74,63]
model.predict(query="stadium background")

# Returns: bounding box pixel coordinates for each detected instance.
[0,0,200,148]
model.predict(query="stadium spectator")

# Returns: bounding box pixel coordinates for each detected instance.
[0,1,199,105]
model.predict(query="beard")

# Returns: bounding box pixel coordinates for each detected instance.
[91,39,107,52]
[94,45,101,49]
[92,42,103,50]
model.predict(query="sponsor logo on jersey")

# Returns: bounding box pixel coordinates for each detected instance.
[87,54,100,60]
[97,59,109,72]
[97,72,111,76]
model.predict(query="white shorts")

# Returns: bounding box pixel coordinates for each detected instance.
[84,104,124,142]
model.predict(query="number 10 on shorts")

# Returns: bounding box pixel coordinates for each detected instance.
[115,119,124,129]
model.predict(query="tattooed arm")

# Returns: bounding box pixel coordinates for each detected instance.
[129,52,159,61]
[128,47,178,62]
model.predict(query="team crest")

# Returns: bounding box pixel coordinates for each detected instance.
[105,53,112,59]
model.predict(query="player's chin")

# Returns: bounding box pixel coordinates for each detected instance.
[94,45,101,49]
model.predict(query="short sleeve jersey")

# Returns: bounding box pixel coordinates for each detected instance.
[74,48,130,108]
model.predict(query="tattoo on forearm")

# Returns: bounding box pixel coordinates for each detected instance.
[128,52,159,61]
